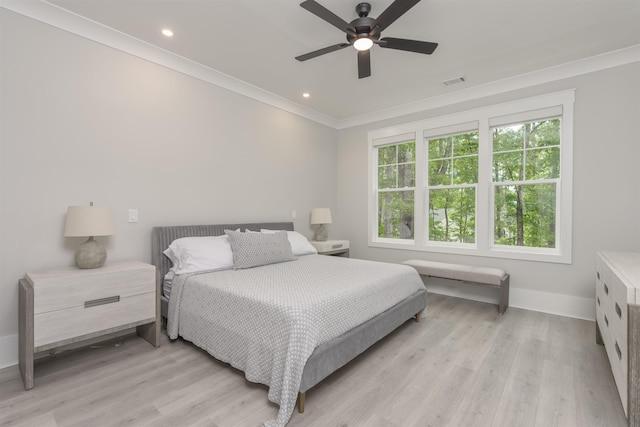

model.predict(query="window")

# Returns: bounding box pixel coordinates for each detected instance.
[368,90,574,263]
[492,119,560,249]
[427,129,479,244]
[373,133,416,241]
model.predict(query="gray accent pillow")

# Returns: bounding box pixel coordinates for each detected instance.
[225,229,296,269]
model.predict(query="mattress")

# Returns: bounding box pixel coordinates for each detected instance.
[167,254,425,426]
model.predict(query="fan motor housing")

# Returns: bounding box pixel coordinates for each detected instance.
[347,16,380,44]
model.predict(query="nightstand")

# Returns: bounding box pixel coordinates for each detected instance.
[18,260,159,390]
[310,240,350,257]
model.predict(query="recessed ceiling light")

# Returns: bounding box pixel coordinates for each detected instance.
[161,29,174,37]
[302,93,310,98]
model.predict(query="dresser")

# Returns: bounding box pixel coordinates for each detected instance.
[18,260,159,389]
[595,251,640,425]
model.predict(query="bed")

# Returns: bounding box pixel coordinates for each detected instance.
[151,222,427,427]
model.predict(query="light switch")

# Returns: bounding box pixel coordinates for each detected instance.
[292,210,297,220]
[128,209,138,223]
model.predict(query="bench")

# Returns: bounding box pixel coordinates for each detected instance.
[403,259,510,315]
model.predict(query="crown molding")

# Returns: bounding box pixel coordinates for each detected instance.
[0,0,339,129]
[2,1,638,131]
[336,44,640,129]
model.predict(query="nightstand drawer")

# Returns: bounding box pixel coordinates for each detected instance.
[34,292,155,348]
[28,261,155,314]
[19,260,160,390]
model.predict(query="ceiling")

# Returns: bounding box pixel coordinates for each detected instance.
[36,0,640,122]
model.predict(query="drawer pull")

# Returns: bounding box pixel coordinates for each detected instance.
[84,295,120,308]
[615,341,622,361]
[332,244,343,249]
[604,284,608,295]
[615,302,622,319]
[604,314,608,327]
[597,296,600,306]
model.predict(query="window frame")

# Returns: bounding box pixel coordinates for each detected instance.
[368,90,574,264]
[425,127,480,247]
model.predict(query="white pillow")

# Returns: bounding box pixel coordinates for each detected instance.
[260,229,318,256]
[164,235,234,275]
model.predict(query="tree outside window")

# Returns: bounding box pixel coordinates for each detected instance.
[377,141,415,239]
[427,131,479,244]
[368,90,573,263]
[492,119,561,248]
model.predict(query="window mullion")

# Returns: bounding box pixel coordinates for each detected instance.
[413,128,425,246]
[477,115,491,251]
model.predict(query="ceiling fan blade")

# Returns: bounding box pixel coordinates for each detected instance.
[357,50,371,79]
[300,0,355,35]
[374,0,421,32]
[379,37,438,54]
[295,43,350,61]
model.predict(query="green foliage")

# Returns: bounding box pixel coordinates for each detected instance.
[492,119,560,248]
[378,190,414,239]
[429,187,476,243]
[494,184,556,248]
[376,119,561,248]
[427,132,479,243]
[377,142,415,239]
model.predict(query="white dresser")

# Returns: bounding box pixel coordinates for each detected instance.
[18,261,160,389]
[595,251,640,425]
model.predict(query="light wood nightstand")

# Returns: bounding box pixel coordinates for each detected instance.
[18,260,159,390]
[310,240,350,257]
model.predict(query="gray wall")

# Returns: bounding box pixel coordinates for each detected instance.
[336,62,640,315]
[0,10,337,344]
[2,6,639,366]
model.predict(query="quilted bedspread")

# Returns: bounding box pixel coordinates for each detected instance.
[167,254,424,426]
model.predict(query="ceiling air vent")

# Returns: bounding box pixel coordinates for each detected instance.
[442,76,466,86]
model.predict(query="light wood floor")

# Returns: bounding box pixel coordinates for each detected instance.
[0,294,627,427]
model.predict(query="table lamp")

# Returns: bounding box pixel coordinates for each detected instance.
[310,208,332,242]
[64,202,115,269]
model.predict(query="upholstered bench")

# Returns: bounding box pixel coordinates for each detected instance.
[402,260,510,315]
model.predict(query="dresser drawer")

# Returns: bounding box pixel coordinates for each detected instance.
[34,292,156,349]
[609,332,629,415]
[596,251,640,423]
[610,274,633,341]
[27,261,155,314]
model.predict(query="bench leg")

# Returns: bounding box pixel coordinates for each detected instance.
[499,275,510,315]
[298,392,305,413]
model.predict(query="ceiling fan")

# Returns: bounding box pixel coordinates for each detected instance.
[295,0,438,79]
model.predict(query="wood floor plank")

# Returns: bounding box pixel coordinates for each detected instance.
[0,293,628,427]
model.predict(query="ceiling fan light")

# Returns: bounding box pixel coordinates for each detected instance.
[353,37,373,51]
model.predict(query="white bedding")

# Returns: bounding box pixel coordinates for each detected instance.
[167,254,425,426]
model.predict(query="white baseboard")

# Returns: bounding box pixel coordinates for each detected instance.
[426,281,595,321]
[0,333,18,370]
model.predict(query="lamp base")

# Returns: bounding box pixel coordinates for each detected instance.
[75,236,107,269]
[314,224,328,242]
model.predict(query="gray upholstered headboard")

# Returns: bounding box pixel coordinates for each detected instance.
[151,222,295,286]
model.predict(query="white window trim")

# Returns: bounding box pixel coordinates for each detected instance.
[368,89,575,264]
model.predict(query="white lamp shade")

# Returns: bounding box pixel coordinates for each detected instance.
[64,205,115,237]
[310,208,332,225]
